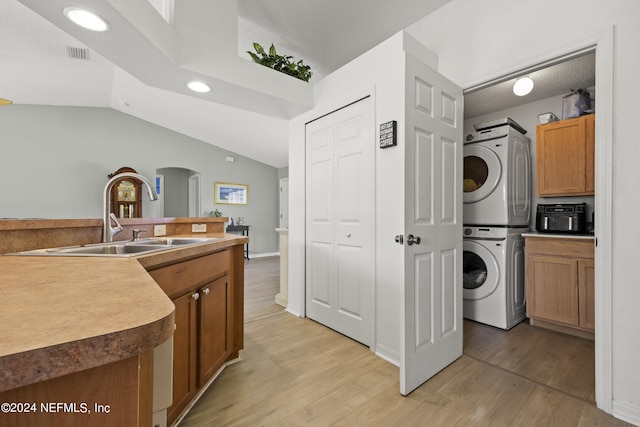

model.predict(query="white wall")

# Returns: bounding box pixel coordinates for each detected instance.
[0,105,280,254]
[407,0,640,422]
[289,32,438,364]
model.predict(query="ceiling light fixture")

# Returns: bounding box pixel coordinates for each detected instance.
[513,77,534,96]
[63,7,110,32]
[187,81,211,93]
[0,98,13,106]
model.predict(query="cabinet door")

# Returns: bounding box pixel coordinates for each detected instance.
[536,117,590,196]
[578,259,596,331]
[585,114,596,194]
[526,255,579,326]
[199,274,233,386]
[167,291,198,426]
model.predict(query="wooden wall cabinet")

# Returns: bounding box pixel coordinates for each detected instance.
[536,114,595,197]
[148,248,242,426]
[525,236,595,337]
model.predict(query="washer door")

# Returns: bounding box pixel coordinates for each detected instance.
[463,145,502,203]
[463,240,500,300]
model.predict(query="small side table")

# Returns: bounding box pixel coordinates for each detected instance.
[226,225,250,259]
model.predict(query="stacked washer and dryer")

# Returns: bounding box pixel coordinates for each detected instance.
[463,118,531,330]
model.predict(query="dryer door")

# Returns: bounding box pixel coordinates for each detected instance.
[463,240,500,300]
[463,145,502,203]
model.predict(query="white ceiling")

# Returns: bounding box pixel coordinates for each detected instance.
[1,0,595,168]
[237,0,452,79]
[464,52,596,119]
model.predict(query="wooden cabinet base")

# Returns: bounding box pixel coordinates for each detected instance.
[529,318,594,340]
[0,351,152,427]
[525,236,595,337]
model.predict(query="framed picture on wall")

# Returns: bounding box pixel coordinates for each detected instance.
[214,182,248,205]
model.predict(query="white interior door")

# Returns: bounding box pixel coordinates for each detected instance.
[306,97,373,346]
[155,174,165,218]
[401,53,464,395]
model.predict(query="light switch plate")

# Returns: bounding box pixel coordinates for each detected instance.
[154,225,167,236]
[192,224,207,233]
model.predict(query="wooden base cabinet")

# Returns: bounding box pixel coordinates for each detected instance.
[148,248,242,426]
[198,275,233,385]
[0,352,152,427]
[169,290,199,423]
[525,236,595,336]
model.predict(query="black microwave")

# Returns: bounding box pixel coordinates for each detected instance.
[535,203,587,234]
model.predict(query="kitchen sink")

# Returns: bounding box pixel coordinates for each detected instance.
[53,244,166,256]
[133,237,219,246]
[7,237,221,257]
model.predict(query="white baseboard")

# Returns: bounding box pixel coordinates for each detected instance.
[375,343,400,367]
[249,251,279,258]
[612,400,640,426]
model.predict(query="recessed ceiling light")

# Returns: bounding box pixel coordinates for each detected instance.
[187,81,211,93]
[63,7,110,32]
[513,77,534,96]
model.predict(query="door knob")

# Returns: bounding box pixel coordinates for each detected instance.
[406,234,421,245]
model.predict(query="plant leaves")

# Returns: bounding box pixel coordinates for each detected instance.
[247,52,260,62]
[253,42,265,55]
[249,42,312,82]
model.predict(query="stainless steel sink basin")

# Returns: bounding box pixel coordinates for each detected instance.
[54,244,166,256]
[133,237,220,246]
[7,237,221,257]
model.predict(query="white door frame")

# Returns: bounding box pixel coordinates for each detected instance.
[464,26,614,412]
[279,177,289,228]
[188,173,201,217]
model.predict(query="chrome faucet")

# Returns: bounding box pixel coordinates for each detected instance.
[103,172,159,242]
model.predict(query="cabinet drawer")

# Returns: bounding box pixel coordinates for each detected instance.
[148,250,230,297]
[525,237,594,259]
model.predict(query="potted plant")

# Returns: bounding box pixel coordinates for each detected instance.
[247,42,312,82]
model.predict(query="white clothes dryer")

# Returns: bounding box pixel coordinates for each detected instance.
[463,226,527,330]
[463,125,531,226]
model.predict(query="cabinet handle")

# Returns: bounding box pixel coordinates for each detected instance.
[202,287,210,296]
[192,292,200,301]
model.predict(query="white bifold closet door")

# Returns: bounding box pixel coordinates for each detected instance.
[305,97,373,346]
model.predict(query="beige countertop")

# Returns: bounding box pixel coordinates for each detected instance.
[0,233,248,393]
[522,232,595,240]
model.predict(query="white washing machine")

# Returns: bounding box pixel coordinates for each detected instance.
[463,124,531,226]
[463,226,527,330]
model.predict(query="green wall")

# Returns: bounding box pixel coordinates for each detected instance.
[0,105,280,254]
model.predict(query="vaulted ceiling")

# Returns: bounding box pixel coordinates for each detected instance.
[1,0,594,168]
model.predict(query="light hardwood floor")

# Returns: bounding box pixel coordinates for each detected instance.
[179,256,630,426]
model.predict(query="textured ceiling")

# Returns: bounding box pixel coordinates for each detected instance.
[464,52,596,119]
